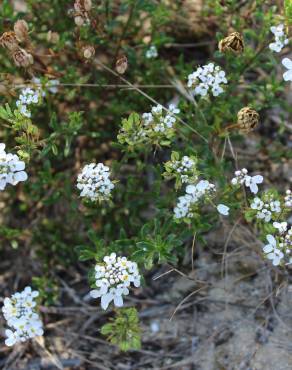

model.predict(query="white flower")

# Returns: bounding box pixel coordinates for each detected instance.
[16,87,42,118]
[282,58,292,82]
[77,162,114,202]
[263,234,284,266]
[90,254,141,310]
[174,180,216,219]
[2,287,43,346]
[273,222,287,234]
[269,24,289,53]
[231,168,263,194]
[284,189,292,207]
[168,104,180,114]
[217,204,230,216]
[187,63,227,97]
[0,144,28,191]
[145,45,158,59]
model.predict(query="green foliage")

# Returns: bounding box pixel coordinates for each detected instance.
[101,308,141,352]
[285,0,292,23]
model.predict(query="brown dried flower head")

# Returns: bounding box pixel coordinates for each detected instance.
[74,15,85,27]
[74,0,92,12]
[47,31,60,44]
[219,32,244,54]
[115,55,128,74]
[0,31,18,51]
[14,20,29,42]
[12,48,34,67]
[82,45,95,59]
[237,107,259,133]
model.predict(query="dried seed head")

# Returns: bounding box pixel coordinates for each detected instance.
[12,48,34,67]
[14,20,29,42]
[0,31,18,51]
[83,0,92,11]
[47,30,60,44]
[74,0,91,12]
[82,45,95,59]
[219,32,244,54]
[115,55,128,74]
[237,107,259,133]
[74,15,85,27]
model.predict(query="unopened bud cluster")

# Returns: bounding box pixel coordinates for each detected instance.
[77,162,115,202]
[118,104,180,148]
[163,151,198,189]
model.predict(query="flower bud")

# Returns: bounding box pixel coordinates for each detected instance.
[12,48,34,67]
[115,55,128,74]
[237,107,259,133]
[14,20,29,42]
[219,32,244,54]
[0,31,18,51]
[82,45,95,59]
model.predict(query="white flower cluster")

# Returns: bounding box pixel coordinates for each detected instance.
[0,143,28,191]
[32,77,60,95]
[90,253,141,310]
[282,58,292,82]
[251,195,281,222]
[16,87,41,118]
[2,287,43,346]
[187,63,227,97]
[269,24,289,53]
[77,163,114,202]
[285,190,292,207]
[263,223,292,266]
[145,45,158,59]
[174,180,216,219]
[166,155,198,184]
[142,104,180,134]
[231,168,263,194]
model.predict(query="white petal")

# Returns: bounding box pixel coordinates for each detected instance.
[186,185,196,194]
[90,289,101,298]
[250,182,258,194]
[113,294,124,307]
[252,175,263,184]
[217,204,230,216]
[101,293,113,310]
[266,234,276,246]
[283,70,292,82]
[263,244,273,253]
[272,256,281,266]
[282,57,292,69]
[14,171,28,182]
